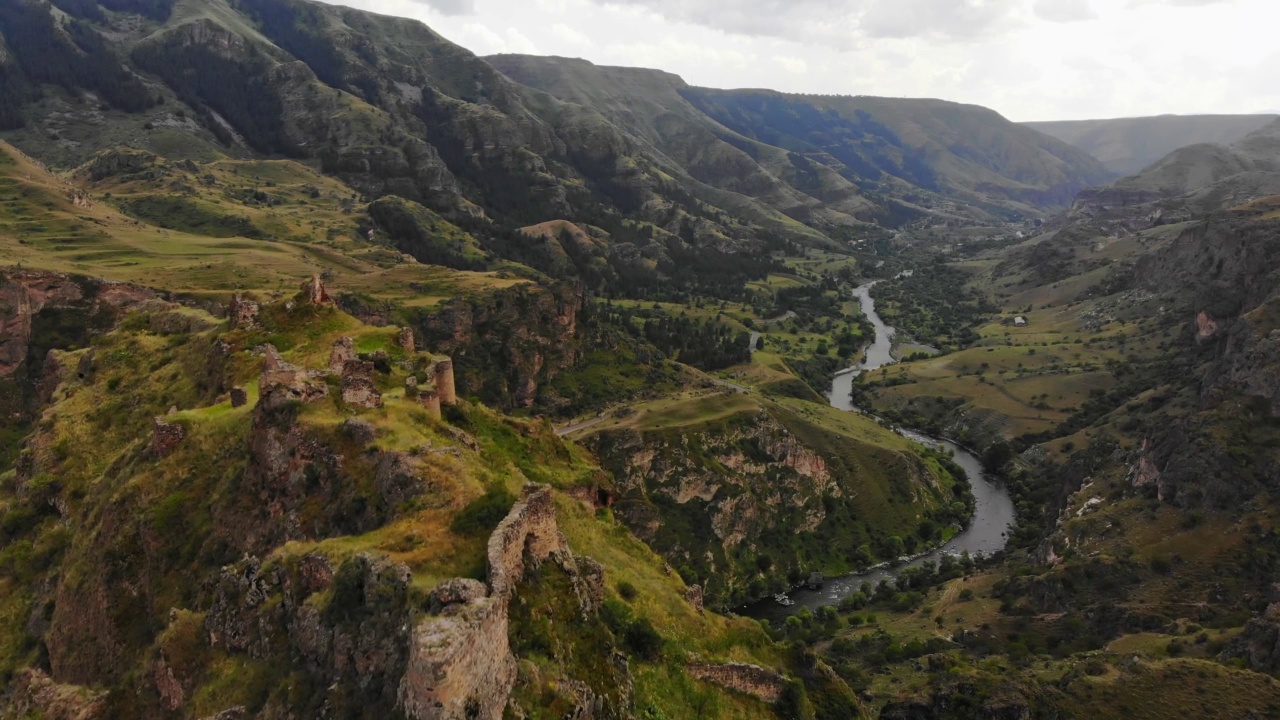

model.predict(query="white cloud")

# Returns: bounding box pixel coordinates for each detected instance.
[318,0,1280,121]
[773,55,808,74]
[1033,0,1097,23]
[405,0,477,16]
[503,27,541,54]
[551,22,594,48]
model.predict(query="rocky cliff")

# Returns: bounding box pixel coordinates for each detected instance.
[586,404,961,606]
[0,283,679,719]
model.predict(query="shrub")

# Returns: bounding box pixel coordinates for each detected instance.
[617,580,638,602]
[622,617,663,661]
[449,486,516,536]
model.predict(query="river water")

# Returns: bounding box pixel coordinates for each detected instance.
[744,281,1015,621]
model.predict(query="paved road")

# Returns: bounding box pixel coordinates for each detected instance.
[709,377,750,394]
[749,331,761,353]
[555,415,607,437]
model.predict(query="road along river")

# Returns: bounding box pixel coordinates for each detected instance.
[744,281,1015,621]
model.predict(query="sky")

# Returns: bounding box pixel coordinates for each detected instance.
[319,0,1280,122]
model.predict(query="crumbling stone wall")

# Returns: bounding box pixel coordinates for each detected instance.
[686,663,787,703]
[398,485,573,720]
[486,484,567,596]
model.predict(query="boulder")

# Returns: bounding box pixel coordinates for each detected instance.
[230,386,248,408]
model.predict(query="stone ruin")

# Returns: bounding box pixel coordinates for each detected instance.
[341,359,383,409]
[399,327,415,353]
[301,274,333,306]
[685,663,788,704]
[151,417,186,458]
[257,345,328,409]
[398,484,604,720]
[228,294,259,329]
[433,358,457,406]
[329,335,356,373]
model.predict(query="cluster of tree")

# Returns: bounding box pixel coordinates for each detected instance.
[874,257,996,349]
[594,303,749,372]
[0,2,157,130]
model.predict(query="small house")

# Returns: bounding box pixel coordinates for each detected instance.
[1014,316,1028,327]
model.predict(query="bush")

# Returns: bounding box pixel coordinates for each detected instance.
[622,617,664,661]
[449,486,516,536]
[617,580,638,601]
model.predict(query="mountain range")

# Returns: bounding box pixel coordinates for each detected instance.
[1026,113,1278,176]
[5,0,1280,718]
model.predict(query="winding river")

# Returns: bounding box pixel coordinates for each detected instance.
[744,281,1015,621]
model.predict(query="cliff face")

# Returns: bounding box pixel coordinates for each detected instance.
[586,406,956,606]
[0,283,659,720]
[416,282,582,409]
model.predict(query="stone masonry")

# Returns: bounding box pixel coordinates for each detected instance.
[686,663,788,704]
[398,485,570,720]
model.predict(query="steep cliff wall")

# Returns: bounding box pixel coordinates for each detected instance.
[415,282,582,409]
[587,405,960,606]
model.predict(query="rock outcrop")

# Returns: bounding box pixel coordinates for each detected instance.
[1225,583,1280,674]
[686,663,787,703]
[0,270,153,379]
[9,669,107,720]
[418,283,583,409]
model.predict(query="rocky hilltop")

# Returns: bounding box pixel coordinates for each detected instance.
[0,273,818,718]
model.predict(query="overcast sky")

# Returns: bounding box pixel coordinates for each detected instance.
[321,0,1280,122]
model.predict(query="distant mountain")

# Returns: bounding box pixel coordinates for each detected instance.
[1025,114,1278,176]
[1072,118,1280,214]
[490,55,1112,225]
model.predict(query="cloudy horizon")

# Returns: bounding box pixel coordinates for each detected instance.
[318,0,1280,122]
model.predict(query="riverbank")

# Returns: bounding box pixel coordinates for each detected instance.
[743,281,1015,621]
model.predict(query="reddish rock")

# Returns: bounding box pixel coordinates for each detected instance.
[301,274,333,306]
[152,658,185,711]
[1196,311,1220,341]
[684,584,704,614]
[399,327,416,353]
[298,554,335,594]
[152,417,186,458]
[0,270,153,379]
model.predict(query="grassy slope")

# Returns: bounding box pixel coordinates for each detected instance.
[0,141,523,305]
